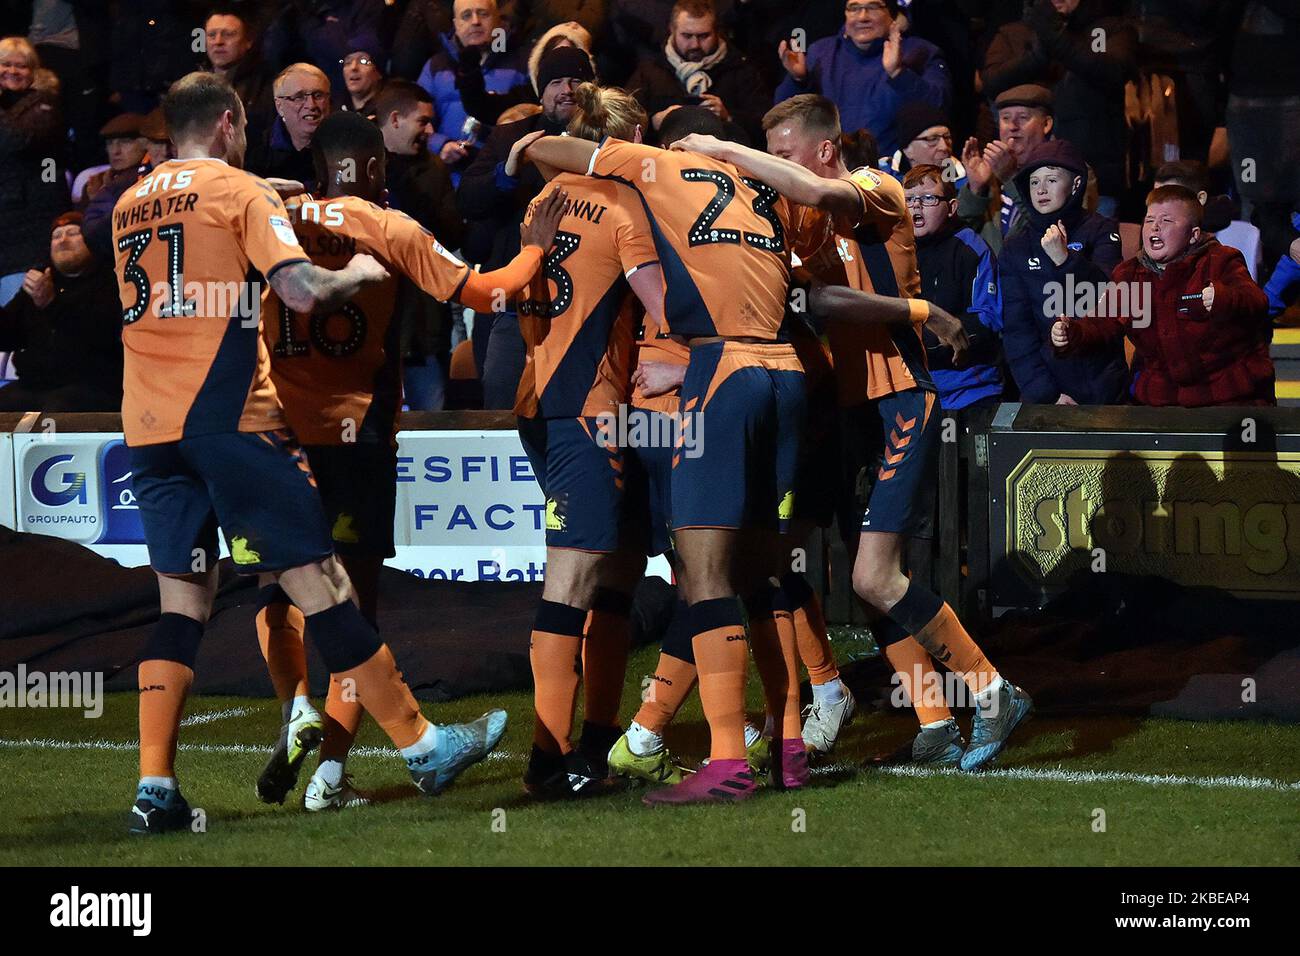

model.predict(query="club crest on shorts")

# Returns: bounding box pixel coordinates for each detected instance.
[545,495,567,532]
[778,490,795,521]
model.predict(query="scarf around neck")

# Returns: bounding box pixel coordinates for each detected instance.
[664,37,729,96]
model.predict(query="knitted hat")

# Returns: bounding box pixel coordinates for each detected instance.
[536,45,595,93]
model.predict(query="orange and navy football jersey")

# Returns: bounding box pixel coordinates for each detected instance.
[630,315,690,415]
[263,194,471,446]
[514,173,659,419]
[819,166,932,406]
[113,158,309,446]
[588,138,792,340]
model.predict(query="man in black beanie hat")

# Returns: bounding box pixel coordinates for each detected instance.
[457,44,596,407]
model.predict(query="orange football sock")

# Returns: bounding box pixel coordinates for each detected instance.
[138,660,194,779]
[783,575,838,685]
[333,645,428,750]
[255,594,309,702]
[582,596,632,728]
[691,598,749,761]
[746,590,802,739]
[632,652,697,734]
[530,600,586,754]
[320,674,365,762]
[915,603,999,697]
[882,637,952,726]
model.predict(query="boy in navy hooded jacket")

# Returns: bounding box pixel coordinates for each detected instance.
[1000,139,1126,404]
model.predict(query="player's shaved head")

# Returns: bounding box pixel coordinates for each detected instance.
[313,110,386,199]
[657,105,728,148]
[762,94,841,144]
[314,109,385,165]
[163,71,243,143]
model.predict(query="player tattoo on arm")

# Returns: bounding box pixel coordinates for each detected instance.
[270,255,389,315]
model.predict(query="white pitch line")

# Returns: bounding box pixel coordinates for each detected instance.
[0,737,512,761]
[0,738,1294,791]
[869,763,1300,792]
[179,706,258,727]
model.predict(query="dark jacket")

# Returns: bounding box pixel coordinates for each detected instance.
[456,111,563,269]
[915,219,1004,410]
[0,88,69,275]
[390,0,453,80]
[218,53,277,167]
[1229,0,1300,99]
[1001,141,1126,404]
[1064,239,1274,408]
[627,44,771,145]
[250,117,317,185]
[108,1,209,104]
[263,0,386,95]
[0,262,122,394]
[386,150,464,250]
[387,149,465,365]
[1021,0,1136,195]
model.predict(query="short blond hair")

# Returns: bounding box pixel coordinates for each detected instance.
[0,36,39,71]
[567,83,647,143]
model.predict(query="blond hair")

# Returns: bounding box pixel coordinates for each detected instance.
[567,83,647,143]
[528,22,594,95]
[0,36,39,71]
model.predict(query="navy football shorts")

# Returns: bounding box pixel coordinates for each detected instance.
[303,442,397,558]
[130,429,334,575]
[837,387,940,539]
[671,341,806,532]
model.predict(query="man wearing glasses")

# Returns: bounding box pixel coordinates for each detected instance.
[882,101,965,189]
[341,51,383,121]
[255,64,332,184]
[774,0,949,156]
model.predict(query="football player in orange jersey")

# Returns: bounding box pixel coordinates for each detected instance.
[250,110,566,809]
[603,109,835,788]
[512,85,674,796]
[675,95,1035,773]
[525,99,814,805]
[115,73,505,834]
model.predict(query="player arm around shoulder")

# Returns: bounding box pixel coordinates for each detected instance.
[670,133,862,221]
[270,253,390,315]
[524,134,601,177]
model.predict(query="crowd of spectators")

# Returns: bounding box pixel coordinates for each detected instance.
[0,0,1297,413]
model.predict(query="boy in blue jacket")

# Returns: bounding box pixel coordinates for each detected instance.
[904,163,1002,410]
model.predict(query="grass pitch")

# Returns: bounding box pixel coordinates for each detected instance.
[2,641,1298,867]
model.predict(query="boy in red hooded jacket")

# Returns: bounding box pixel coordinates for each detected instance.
[1052,185,1274,407]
